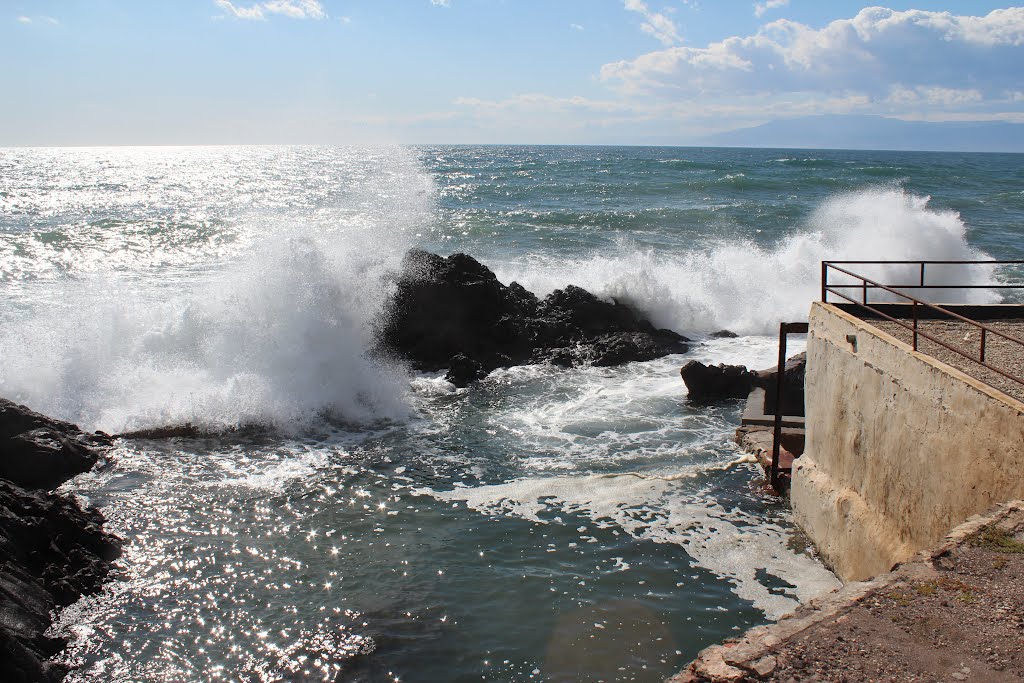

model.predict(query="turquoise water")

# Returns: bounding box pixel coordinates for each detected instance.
[0,145,1021,682]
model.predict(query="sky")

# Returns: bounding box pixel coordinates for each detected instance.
[3,1,1024,146]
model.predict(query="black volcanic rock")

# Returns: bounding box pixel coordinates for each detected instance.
[0,399,111,490]
[0,399,120,683]
[680,352,807,413]
[378,249,690,386]
[680,361,760,402]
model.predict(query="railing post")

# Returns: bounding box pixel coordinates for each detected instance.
[920,262,925,288]
[981,328,987,363]
[913,300,919,351]
[863,278,868,305]
[821,261,827,303]
[771,323,788,493]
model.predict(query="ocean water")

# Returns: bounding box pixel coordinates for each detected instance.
[1,145,1021,682]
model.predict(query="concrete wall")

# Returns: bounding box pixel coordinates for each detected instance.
[792,302,1024,582]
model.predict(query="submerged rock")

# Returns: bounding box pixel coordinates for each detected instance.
[378,249,690,386]
[0,399,120,683]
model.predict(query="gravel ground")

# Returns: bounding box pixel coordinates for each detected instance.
[867,318,1024,404]
[765,521,1024,683]
[671,503,1024,683]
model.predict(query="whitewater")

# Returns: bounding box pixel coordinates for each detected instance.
[0,144,1020,682]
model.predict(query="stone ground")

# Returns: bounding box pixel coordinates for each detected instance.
[869,318,1024,404]
[670,501,1024,683]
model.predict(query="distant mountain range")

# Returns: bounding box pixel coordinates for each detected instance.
[701,115,1024,153]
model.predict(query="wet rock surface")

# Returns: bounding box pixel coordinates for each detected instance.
[377,249,690,386]
[680,361,760,402]
[0,399,120,683]
[681,353,806,412]
[0,398,112,490]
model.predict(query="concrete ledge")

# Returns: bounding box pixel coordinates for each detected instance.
[740,387,805,429]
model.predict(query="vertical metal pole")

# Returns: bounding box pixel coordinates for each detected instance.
[912,300,919,352]
[981,328,987,363]
[821,261,827,303]
[920,262,925,288]
[771,323,788,493]
[862,279,868,305]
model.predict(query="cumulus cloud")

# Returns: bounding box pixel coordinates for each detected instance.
[624,0,681,46]
[754,0,789,18]
[430,0,451,6]
[601,6,1024,106]
[215,0,326,20]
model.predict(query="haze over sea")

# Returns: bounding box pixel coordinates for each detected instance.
[1,144,1022,682]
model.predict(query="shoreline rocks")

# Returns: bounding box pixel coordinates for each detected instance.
[680,353,807,413]
[0,399,121,683]
[377,249,690,386]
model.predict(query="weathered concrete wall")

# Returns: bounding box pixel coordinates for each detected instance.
[792,302,1024,582]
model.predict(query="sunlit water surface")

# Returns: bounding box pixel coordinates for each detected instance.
[2,145,1021,682]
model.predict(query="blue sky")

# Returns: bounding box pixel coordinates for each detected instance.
[4,1,1023,145]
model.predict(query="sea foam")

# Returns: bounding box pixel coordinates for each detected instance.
[494,187,998,336]
[0,146,430,433]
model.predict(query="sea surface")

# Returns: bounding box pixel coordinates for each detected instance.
[1,145,1021,682]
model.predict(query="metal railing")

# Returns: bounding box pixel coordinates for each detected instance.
[772,322,807,493]
[821,260,1024,389]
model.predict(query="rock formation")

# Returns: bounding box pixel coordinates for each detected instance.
[681,352,807,413]
[377,249,690,386]
[0,398,120,683]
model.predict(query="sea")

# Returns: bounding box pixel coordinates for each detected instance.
[1,145,1022,683]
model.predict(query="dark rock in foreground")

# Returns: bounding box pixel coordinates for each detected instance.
[378,249,690,386]
[681,352,807,414]
[680,361,760,402]
[0,399,120,683]
[0,398,111,489]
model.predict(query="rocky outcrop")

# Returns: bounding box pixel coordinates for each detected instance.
[680,352,807,413]
[0,399,111,490]
[679,361,760,402]
[377,249,690,386]
[0,399,120,683]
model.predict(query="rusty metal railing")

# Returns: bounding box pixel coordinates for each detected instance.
[772,322,807,493]
[821,260,1024,389]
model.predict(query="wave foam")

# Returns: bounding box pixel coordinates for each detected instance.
[0,147,431,433]
[494,187,997,335]
[426,474,841,619]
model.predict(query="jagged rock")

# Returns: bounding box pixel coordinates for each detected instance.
[680,361,760,402]
[0,399,111,490]
[681,352,807,413]
[378,249,690,382]
[444,354,487,387]
[0,399,120,683]
[711,329,739,338]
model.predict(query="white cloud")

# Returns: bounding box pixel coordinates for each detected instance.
[430,0,451,7]
[601,6,1024,107]
[624,0,681,46]
[887,85,983,107]
[16,15,58,25]
[571,23,584,32]
[215,0,326,21]
[754,0,788,19]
